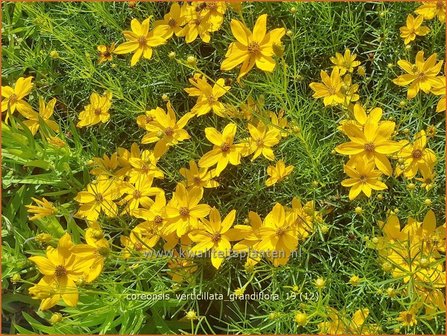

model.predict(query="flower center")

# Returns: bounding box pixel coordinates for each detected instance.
[437,1,444,9]
[412,149,422,159]
[221,143,231,152]
[133,190,142,199]
[164,127,174,136]
[168,18,176,27]
[248,42,261,55]
[193,176,202,185]
[55,265,67,277]
[256,139,264,147]
[146,116,154,123]
[207,96,216,104]
[134,242,143,250]
[359,175,367,182]
[154,215,163,224]
[276,228,286,237]
[211,233,221,243]
[179,207,190,217]
[95,193,104,203]
[405,313,413,323]
[207,2,217,10]
[94,108,102,115]
[364,142,375,153]
[138,36,147,47]
[103,51,111,58]
[9,94,18,105]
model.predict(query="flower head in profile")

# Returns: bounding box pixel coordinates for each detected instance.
[77,91,112,128]
[26,197,57,221]
[341,157,387,200]
[97,43,115,64]
[330,49,361,75]
[184,74,230,117]
[1,76,34,122]
[20,97,60,135]
[265,160,294,186]
[309,68,344,106]
[400,14,430,45]
[114,18,168,66]
[198,123,244,176]
[221,14,286,79]
[189,208,236,269]
[393,51,443,99]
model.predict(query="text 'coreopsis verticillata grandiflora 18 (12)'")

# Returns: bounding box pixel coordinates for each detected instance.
[221,14,286,79]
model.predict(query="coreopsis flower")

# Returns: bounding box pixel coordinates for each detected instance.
[220,14,286,79]
[257,203,298,266]
[97,43,115,64]
[189,208,236,269]
[26,197,57,221]
[132,192,169,230]
[246,121,281,161]
[198,123,244,176]
[1,76,34,122]
[340,74,360,105]
[20,97,59,135]
[114,18,168,66]
[392,51,443,99]
[415,1,446,22]
[76,91,112,128]
[231,211,263,263]
[341,158,387,200]
[178,7,212,43]
[400,14,430,45]
[336,121,401,175]
[330,49,361,75]
[179,160,219,189]
[140,102,193,157]
[416,210,445,256]
[165,184,211,237]
[167,253,197,283]
[120,226,155,257]
[397,310,417,327]
[127,147,164,182]
[71,225,110,283]
[415,167,436,190]
[309,68,344,106]
[28,233,88,310]
[269,110,289,138]
[74,178,121,220]
[119,176,163,213]
[184,74,230,117]
[89,153,120,177]
[153,2,187,39]
[198,2,227,32]
[318,308,376,334]
[395,130,436,179]
[265,160,294,186]
[431,76,446,112]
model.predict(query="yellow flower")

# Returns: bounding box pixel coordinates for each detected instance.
[26,197,57,221]
[74,178,121,221]
[309,68,344,106]
[340,74,360,105]
[89,153,120,177]
[336,121,401,175]
[153,3,187,39]
[20,97,59,135]
[221,14,286,79]
[140,102,193,157]
[318,308,374,334]
[179,160,219,189]
[400,14,430,45]
[189,208,236,269]
[330,49,361,75]
[1,76,34,122]
[114,18,168,66]
[341,157,387,200]
[246,121,280,161]
[395,130,436,179]
[415,166,436,190]
[198,123,244,176]
[178,6,212,43]
[265,160,293,186]
[397,309,417,327]
[165,183,211,237]
[415,1,446,22]
[431,76,446,112]
[97,43,115,64]
[198,2,227,32]
[393,51,443,99]
[257,203,298,266]
[125,144,164,182]
[231,211,263,266]
[28,233,87,310]
[76,91,112,128]
[119,176,163,213]
[184,74,230,117]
